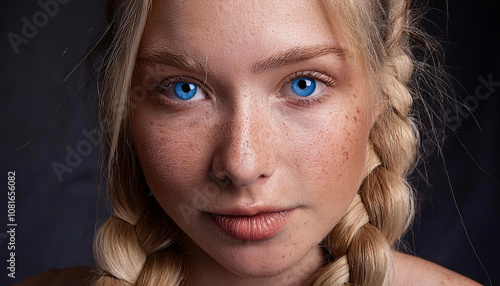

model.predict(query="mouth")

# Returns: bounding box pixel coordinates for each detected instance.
[209,209,293,241]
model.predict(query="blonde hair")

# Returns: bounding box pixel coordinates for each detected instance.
[93,0,436,285]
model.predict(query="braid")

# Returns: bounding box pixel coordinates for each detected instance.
[312,0,418,285]
[94,215,145,285]
[134,199,185,286]
[368,0,416,242]
[94,197,185,285]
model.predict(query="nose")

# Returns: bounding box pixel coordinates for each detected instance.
[211,97,276,188]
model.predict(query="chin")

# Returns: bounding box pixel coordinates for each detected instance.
[213,243,299,278]
[204,223,322,279]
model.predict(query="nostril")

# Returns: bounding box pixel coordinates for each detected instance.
[209,171,232,188]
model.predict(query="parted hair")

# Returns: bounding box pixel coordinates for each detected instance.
[93,0,442,285]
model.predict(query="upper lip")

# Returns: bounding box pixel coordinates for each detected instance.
[207,206,297,217]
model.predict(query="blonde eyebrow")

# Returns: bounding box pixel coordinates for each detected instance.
[252,45,348,72]
[136,45,348,75]
[137,48,208,75]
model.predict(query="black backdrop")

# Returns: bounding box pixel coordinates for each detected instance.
[0,1,498,285]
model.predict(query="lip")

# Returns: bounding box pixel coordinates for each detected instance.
[210,209,293,241]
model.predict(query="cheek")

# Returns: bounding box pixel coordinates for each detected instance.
[288,106,371,215]
[131,110,214,208]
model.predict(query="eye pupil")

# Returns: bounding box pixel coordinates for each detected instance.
[292,77,316,97]
[298,79,308,89]
[181,83,191,93]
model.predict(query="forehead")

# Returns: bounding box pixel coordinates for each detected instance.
[141,0,344,66]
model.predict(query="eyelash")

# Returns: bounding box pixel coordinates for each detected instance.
[153,70,335,108]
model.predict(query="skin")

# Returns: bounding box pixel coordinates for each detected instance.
[129,0,482,285]
[393,252,482,286]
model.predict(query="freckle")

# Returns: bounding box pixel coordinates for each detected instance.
[343,151,349,161]
[353,94,357,98]
[356,109,360,114]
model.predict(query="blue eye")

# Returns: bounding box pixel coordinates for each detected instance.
[158,80,206,102]
[292,78,317,97]
[174,82,198,100]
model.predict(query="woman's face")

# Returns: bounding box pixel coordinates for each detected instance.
[132,0,378,282]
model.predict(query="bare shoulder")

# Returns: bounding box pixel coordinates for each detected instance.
[14,266,97,286]
[392,251,482,286]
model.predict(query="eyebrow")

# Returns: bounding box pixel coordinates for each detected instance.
[137,44,348,75]
[137,48,209,75]
[252,45,348,72]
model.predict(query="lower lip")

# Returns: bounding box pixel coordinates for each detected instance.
[211,211,291,241]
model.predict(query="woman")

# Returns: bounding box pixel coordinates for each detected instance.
[18,0,482,285]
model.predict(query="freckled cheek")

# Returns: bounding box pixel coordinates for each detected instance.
[294,113,370,198]
[131,115,213,200]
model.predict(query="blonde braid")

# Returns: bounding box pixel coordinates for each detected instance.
[93,1,185,285]
[94,197,185,285]
[312,0,418,285]
[134,199,185,286]
[366,0,417,241]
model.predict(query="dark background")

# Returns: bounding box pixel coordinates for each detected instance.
[0,1,498,285]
